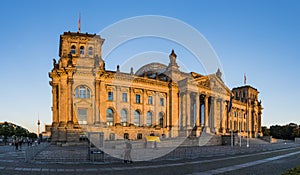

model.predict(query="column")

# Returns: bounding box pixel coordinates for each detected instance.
[52,83,59,123]
[221,100,227,134]
[212,97,217,133]
[67,78,73,123]
[195,93,200,127]
[166,92,170,128]
[59,74,67,124]
[258,112,262,132]
[181,92,187,130]
[204,95,210,133]
[186,91,191,129]
[226,101,230,132]
[178,92,182,130]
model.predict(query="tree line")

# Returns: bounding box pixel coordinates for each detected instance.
[262,123,300,140]
[0,121,37,142]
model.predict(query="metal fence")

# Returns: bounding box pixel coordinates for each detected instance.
[24,142,50,162]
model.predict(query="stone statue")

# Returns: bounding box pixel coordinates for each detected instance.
[117,65,120,72]
[53,58,57,67]
[53,58,59,69]
[130,67,134,75]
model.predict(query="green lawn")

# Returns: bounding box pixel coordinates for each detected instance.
[282,166,300,175]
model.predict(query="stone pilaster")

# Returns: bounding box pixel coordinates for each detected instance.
[99,80,106,125]
[204,95,210,133]
[95,80,100,124]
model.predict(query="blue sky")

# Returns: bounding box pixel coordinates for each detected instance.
[0,0,299,133]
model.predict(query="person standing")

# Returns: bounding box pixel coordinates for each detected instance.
[15,139,19,151]
[123,139,133,164]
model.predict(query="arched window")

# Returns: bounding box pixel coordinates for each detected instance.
[106,108,114,126]
[124,133,129,140]
[121,109,127,126]
[159,112,164,128]
[134,110,140,126]
[80,46,84,55]
[75,85,90,98]
[88,47,93,55]
[71,45,76,54]
[146,111,152,126]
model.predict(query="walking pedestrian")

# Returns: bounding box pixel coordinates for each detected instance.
[123,139,133,164]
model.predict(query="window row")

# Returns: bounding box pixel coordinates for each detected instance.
[108,92,164,106]
[78,108,164,127]
[109,132,165,141]
[107,108,164,127]
[71,45,94,55]
[74,87,165,107]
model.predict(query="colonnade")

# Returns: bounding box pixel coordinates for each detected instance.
[179,91,228,136]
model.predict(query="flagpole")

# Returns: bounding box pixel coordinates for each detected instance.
[231,129,233,148]
[239,123,242,147]
[228,94,233,148]
[246,98,249,148]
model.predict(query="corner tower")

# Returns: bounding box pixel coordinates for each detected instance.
[49,31,105,142]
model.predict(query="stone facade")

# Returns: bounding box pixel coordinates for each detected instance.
[49,31,263,142]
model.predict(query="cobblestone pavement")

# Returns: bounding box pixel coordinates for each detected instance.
[0,142,299,175]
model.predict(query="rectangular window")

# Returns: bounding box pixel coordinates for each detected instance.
[108,92,113,101]
[122,93,127,102]
[148,96,153,105]
[136,94,141,103]
[78,109,87,125]
[160,98,164,106]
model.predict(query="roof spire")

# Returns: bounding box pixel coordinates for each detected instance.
[244,73,247,85]
[78,13,81,33]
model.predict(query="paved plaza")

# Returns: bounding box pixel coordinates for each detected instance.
[0,140,300,175]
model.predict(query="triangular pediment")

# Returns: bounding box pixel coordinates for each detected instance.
[208,74,232,95]
[74,99,92,106]
[195,74,232,95]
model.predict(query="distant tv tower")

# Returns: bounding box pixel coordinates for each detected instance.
[78,12,81,33]
[37,114,40,136]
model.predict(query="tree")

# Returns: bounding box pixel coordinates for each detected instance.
[0,121,35,140]
[269,123,300,140]
[28,132,37,139]
[261,126,270,136]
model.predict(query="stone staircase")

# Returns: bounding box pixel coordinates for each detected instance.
[33,144,90,163]
[177,132,222,147]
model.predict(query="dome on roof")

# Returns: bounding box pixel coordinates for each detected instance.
[135,62,167,76]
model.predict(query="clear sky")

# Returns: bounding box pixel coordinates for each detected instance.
[0,0,299,133]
